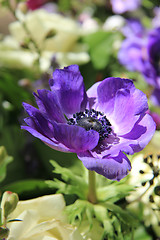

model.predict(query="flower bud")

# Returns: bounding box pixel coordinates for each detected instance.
[0,226,9,238]
[1,191,19,219]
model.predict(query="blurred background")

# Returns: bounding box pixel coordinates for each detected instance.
[0,1,160,238]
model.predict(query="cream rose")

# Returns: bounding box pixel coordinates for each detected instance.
[7,194,83,240]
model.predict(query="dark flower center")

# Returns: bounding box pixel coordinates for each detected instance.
[67,109,112,141]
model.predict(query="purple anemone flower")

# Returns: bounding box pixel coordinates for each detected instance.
[21,65,156,181]
[142,28,160,88]
[150,88,160,106]
[122,19,145,38]
[110,0,141,14]
[118,37,147,72]
[118,19,147,72]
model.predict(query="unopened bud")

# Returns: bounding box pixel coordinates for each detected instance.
[0,226,9,238]
[1,191,19,219]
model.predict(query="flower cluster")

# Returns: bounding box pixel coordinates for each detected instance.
[110,0,141,14]
[22,65,155,181]
[0,9,89,71]
[118,19,147,72]
[119,19,160,107]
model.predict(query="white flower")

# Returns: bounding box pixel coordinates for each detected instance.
[0,36,38,68]
[7,194,83,240]
[127,131,160,236]
[0,9,89,71]
[103,15,125,31]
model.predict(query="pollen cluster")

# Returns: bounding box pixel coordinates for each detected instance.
[67,109,112,141]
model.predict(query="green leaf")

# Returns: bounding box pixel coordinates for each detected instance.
[46,160,88,199]
[65,200,135,240]
[143,0,160,7]
[58,0,71,11]
[0,179,50,198]
[0,146,13,183]
[0,209,2,227]
[103,202,138,227]
[124,225,152,240]
[66,199,94,226]
[97,180,134,202]
[83,31,121,69]
[0,0,9,7]
[0,70,32,109]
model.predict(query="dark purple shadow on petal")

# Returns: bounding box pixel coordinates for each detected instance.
[92,133,120,154]
[33,89,66,123]
[122,115,147,140]
[22,103,54,138]
[78,151,131,181]
[49,65,88,116]
[121,113,156,154]
[129,144,142,153]
[52,122,99,153]
[122,125,147,140]
[21,125,58,145]
[22,113,71,152]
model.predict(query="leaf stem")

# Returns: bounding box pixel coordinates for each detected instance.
[87,170,97,204]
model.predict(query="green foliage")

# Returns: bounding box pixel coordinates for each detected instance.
[46,160,88,199]
[124,226,152,240]
[0,146,13,183]
[58,0,71,12]
[66,199,138,240]
[46,160,140,240]
[97,178,134,203]
[1,179,51,199]
[0,126,26,185]
[0,0,9,7]
[83,31,122,70]
[0,69,32,110]
[47,160,134,202]
[145,0,160,7]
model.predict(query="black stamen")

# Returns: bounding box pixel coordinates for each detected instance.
[149,162,154,168]
[149,179,154,185]
[149,195,154,203]
[67,109,112,141]
[144,157,148,163]
[142,181,147,186]
[154,186,160,196]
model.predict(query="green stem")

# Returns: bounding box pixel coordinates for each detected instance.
[87,170,97,204]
